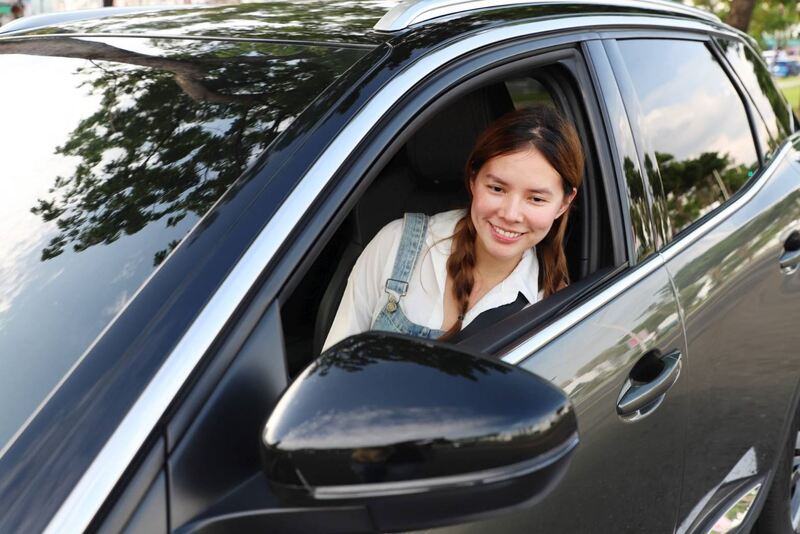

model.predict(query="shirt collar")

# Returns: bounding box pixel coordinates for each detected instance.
[426,209,540,306]
[501,247,539,305]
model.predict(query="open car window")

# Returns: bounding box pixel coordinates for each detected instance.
[280,56,621,374]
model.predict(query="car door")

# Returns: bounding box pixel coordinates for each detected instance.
[608,34,800,531]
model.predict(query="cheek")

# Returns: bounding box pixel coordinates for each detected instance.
[470,191,499,219]
[524,206,564,232]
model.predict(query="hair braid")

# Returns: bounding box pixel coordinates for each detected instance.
[440,215,477,340]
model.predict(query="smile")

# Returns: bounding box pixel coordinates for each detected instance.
[490,223,525,241]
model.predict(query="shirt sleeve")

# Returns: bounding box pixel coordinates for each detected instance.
[321,218,403,352]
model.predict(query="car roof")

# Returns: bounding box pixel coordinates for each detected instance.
[0,0,721,45]
[0,1,393,46]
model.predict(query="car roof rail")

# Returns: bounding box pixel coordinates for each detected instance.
[0,5,187,35]
[374,0,720,32]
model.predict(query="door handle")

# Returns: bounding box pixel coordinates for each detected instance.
[781,231,800,275]
[617,349,682,420]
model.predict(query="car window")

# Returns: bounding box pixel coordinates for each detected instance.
[506,77,554,108]
[616,39,760,240]
[0,36,368,454]
[717,37,792,153]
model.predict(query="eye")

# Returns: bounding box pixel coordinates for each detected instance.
[488,184,504,193]
[529,195,547,204]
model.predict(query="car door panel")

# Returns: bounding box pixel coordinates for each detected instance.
[167,304,289,530]
[96,440,167,534]
[666,147,800,529]
[415,265,686,533]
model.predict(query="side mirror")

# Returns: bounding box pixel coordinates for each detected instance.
[261,333,578,532]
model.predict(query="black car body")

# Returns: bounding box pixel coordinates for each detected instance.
[1,1,800,532]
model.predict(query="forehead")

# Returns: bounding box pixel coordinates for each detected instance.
[480,148,561,187]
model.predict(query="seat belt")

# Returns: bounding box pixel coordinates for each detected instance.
[447,292,529,344]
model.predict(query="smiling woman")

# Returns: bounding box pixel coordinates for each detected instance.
[322,106,583,350]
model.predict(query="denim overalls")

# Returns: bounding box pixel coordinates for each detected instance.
[370,213,445,339]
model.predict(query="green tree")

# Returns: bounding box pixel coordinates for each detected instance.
[688,0,799,45]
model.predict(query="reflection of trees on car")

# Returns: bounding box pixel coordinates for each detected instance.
[4,37,361,265]
[311,335,513,382]
[28,1,389,43]
[656,150,750,234]
[623,156,653,257]
[672,193,800,314]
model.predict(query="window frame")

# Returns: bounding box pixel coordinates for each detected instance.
[713,34,795,156]
[271,40,627,365]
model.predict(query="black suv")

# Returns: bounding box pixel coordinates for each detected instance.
[1,1,800,533]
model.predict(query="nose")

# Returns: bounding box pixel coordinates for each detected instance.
[499,194,523,222]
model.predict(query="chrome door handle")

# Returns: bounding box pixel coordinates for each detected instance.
[617,350,682,420]
[781,231,800,275]
[780,249,800,271]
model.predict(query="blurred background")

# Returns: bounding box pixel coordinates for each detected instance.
[2,0,800,110]
[685,1,800,111]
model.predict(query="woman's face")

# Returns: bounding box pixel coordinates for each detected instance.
[469,147,575,265]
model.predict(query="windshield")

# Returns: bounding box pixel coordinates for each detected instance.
[0,34,367,454]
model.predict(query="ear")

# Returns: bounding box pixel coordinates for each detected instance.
[556,187,577,218]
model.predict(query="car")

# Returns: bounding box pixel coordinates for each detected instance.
[1,0,800,532]
[770,59,800,77]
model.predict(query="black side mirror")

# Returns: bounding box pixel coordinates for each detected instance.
[261,333,578,532]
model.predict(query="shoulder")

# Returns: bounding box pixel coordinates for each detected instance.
[374,217,404,240]
[428,209,467,241]
[361,217,404,262]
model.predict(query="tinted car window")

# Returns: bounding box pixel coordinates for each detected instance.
[617,39,759,238]
[506,77,553,108]
[717,37,792,153]
[0,35,366,452]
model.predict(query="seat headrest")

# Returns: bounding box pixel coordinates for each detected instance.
[406,84,514,187]
[348,83,515,246]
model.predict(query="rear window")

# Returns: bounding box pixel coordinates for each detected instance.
[0,35,366,452]
[616,39,759,239]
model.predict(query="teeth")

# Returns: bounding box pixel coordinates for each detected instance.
[492,224,521,238]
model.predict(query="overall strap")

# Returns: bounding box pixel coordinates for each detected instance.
[385,213,428,300]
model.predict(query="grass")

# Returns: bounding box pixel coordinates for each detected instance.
[783,85,800,110]
[777,75,800,112]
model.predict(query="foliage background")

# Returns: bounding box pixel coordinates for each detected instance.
[687,0,799,47]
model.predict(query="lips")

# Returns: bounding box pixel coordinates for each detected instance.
[489,222,525,243]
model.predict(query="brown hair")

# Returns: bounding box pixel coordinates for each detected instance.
[441,106,584,339]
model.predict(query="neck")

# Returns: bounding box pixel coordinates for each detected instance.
[473,241,523,284]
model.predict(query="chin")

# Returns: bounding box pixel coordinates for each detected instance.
[483,239,529,261]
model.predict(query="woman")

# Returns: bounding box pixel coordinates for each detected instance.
[322,105,583,351]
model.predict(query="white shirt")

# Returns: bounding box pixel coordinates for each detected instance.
[322,209,540,351]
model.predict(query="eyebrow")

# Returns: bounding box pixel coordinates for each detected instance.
[486,174,554,195]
